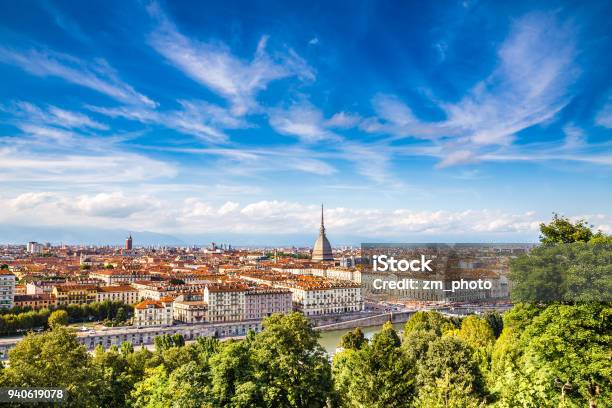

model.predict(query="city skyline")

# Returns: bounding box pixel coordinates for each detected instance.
[1,0,611,243]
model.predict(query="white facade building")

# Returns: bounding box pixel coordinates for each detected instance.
[0,270,16,309]
[133,298,173,327]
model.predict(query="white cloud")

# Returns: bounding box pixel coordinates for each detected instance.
[218,201,240,215]
[3,191,611,240]
[9,192,56,210]
[443,12,577,146]
[147,2,314,116]
[436,150,479,168]
[269,101,338,142]
[361,12,582,169]
[65,192,154,218]
[3,195,592,239]
[325,111,361,128]
[0,47,155,107]
[0,145,176,184]
[595,97,612,128]
[88,100,242,143]
[2,101,108,130]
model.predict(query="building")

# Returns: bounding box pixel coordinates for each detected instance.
[13,294,55,309]
[244,287,293,320]
[238,272,363,317]
[284,278,363,316]
[125,234,133,251]
[26,242,44,254]
[14,284,26,295]
[96,285,139,304]
[173,294,208,324]
[133,298,173,327]
[52,285,98,306]
[26,280,62,295]
[311,205,333,261]
[0,270,16,309]
[204,283,248,322]
[89,270,151,285]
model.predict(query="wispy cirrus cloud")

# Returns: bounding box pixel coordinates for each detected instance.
[147,2,314,116]
[1,101,108,130]
[87,99,247,143]
[442,12,577,146]
[356,12,583,169]
[268,101,339,143]
[595,96,612,128]
[0,46,155,107]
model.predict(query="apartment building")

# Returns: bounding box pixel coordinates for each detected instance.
[133,297,174,327]
[89,269,151,285]
[14,294,55,309]
[204,283,248,322]
[286,280,363,316]
[244,287,293,320]
[173,294,208,324]
[238,272,364,316]
[52,284,98,306]
[96,285,140,304]
[0,270,16,309]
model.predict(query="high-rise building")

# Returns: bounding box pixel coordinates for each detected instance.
[312,204,334,261]
[26,241,44,254]
[0,270,16,309]
[125,234,133,250]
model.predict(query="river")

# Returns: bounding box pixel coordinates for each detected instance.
[317,322,405,355]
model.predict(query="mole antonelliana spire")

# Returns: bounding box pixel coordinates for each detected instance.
[312,204,333,261]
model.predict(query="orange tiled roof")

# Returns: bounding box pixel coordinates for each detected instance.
[134,299,164,309]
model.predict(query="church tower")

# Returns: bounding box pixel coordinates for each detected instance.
[312,204,333,261]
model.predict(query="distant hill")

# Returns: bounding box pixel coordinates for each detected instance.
[0,224,186,246]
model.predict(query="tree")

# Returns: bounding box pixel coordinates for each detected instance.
[481,311,503,339]
[539,213,595,244]
[340,327,367,350]
[249,312,333,407]
[413,371,485,408]
[416,336,487,406]
[131,363,212,408]
[115,307,126,323]
[510,243,612,303]
[404,310,456,337]
[210,340,255,406]
[334,322,415,408]
[520,303,611,408]
[456,315,495,351]
[1,327,99,407]
[48,309,69,328]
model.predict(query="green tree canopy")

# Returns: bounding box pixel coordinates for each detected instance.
[340,327,368,350]
[48,309,69,328]
[539,213,595,244]
[334,322,415,408]
[1,327,99,407]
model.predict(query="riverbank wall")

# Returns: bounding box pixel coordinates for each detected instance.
[314,310,415,331]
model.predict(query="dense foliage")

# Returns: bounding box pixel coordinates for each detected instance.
[0,306,608,408]
[0,301,133,335]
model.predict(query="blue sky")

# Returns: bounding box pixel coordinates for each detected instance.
[0,0,610,244]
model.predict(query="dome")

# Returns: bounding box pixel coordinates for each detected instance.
[312,205,333,261]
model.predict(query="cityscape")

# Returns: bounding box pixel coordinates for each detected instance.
[0,0,610,407]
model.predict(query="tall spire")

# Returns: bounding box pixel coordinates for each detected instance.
[320,204,325,233]
[312,203,333,261]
